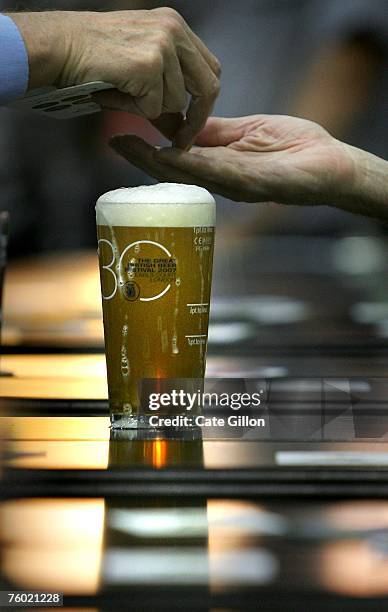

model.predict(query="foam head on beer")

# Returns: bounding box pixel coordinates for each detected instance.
[96,183,215,227]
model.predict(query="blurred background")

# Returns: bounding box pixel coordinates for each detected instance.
[1,3,388,607]
[1,0,388,356]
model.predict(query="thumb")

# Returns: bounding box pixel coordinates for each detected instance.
[194,116,246,147]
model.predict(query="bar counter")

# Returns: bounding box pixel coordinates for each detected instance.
[3,248,388,609]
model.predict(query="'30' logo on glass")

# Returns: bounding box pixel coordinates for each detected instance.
[98,238,173,302]
[98,238,117,300]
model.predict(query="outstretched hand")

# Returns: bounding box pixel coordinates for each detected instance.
[110,114,359,206]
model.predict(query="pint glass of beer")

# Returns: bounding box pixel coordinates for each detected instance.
[96,183,216,429]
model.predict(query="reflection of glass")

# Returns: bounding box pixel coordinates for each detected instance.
[101,497,278,589]
[103,495,209,587]
[207,500,279,589]
[109,429,204,469]
[0,498,105,594]
[317,501,388,596]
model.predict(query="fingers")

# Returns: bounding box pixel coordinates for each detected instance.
[134,7,220,143]
[155,148,247,192]
[164,11,221,149]
[154,147,255,201]
[162,50,187,113]
[94,37,219,145]
[171,33,220,149]
[195,117,247,147]
[109,134,242,200]
[187,29,221,77]
[179,23,221,78]
[151,113,184,141]
[173,44,220,149]
[133,78,163,119]
[93,91,185,141]
[93,89,141,114]
[156,8,221,78]
[94,88,165,120]
[94,8,220,144]
[94,86,184,141]
[110,134,195,184]
[174,92,217,150]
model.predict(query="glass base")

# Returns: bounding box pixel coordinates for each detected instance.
[110,413,202,440]
[110,413,150,430]
[110,427,202,441]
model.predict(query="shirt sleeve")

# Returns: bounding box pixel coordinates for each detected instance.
[0,14,29,105]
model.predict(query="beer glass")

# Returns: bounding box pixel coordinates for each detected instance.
[96,184,215,429]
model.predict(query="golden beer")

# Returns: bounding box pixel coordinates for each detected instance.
[96,183,216,428]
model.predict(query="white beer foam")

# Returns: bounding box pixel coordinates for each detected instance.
[96,183,216,227]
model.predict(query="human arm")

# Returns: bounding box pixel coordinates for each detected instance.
[110,114,388,221]
[6,8,221,148]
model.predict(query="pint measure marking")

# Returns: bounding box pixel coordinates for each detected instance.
[185,334,207,337]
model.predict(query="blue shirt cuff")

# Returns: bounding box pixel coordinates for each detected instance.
[0,14,29,105]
